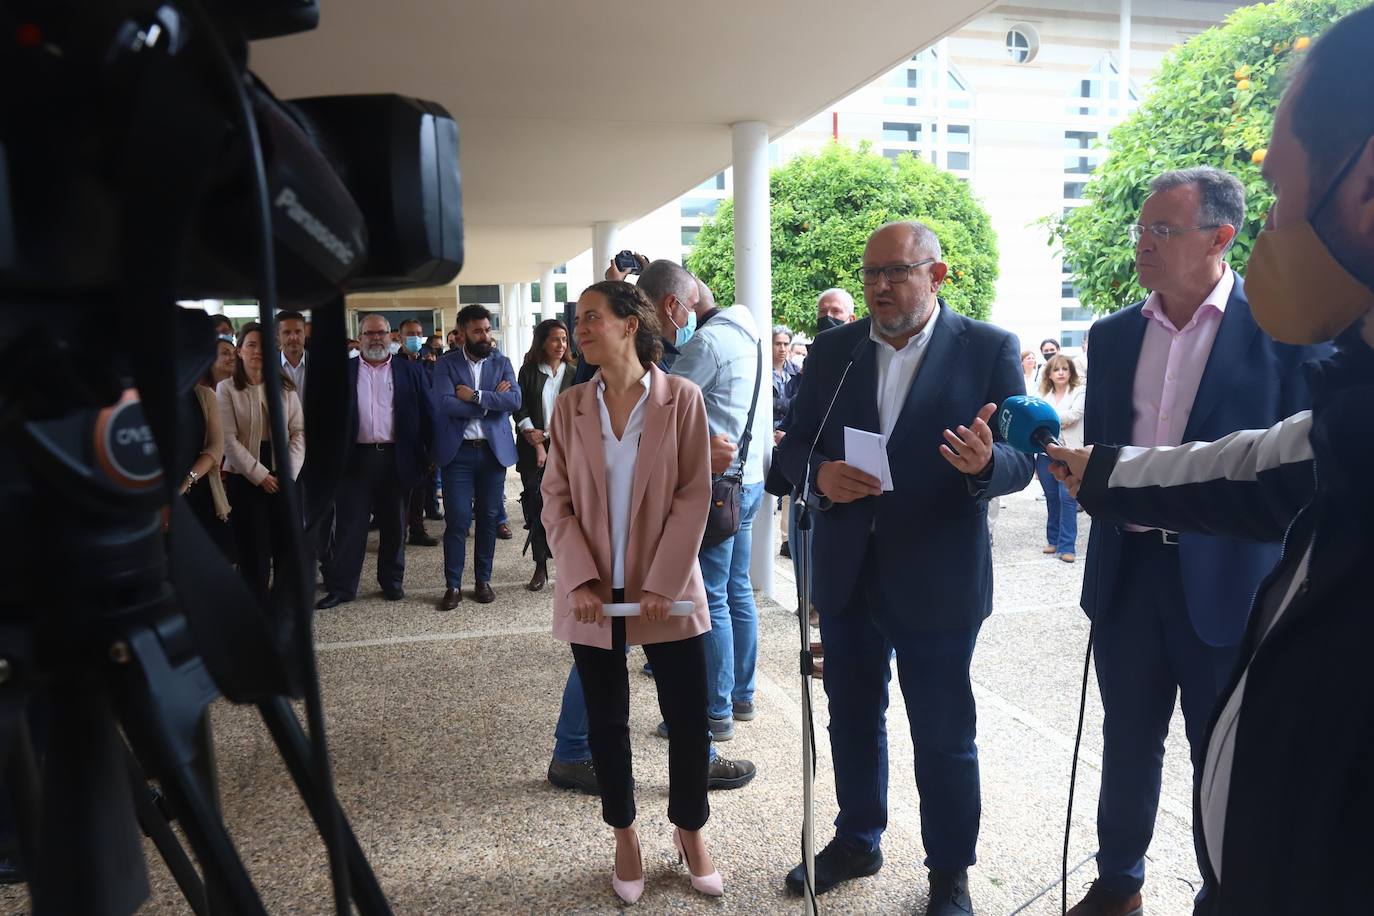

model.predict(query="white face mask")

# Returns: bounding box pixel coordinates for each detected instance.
[348,348,360,359]
[387,341,402,355]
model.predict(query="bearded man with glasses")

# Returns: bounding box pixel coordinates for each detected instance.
[1062,166,1329,916]
[775,221,1035,915]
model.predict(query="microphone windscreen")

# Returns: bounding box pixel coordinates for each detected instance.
[998,395,1062,454]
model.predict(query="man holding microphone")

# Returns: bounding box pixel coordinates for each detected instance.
[1049,8,1374,911]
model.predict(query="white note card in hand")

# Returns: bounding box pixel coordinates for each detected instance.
[601,601,697,617]
[843,427,894,491]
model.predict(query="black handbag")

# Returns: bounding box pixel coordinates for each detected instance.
[702,341,763,548]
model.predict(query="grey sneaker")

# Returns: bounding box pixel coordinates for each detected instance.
[656,717,735,740]
[547,757,599,795]
[708,755,756,790]
[732,700,756,721]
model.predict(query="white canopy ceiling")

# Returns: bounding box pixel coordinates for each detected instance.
[250,0,994,284]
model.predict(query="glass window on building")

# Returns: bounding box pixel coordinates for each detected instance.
[1060,330,1087,347]
[1061,306,1093,321]
[882,121,922,143]
[1006,26,1039,64]
[681,226,701,246]
[883,149,915,162]
[695,172,726,191]
[680,197,720,218]
[1064,130,1100,175]
[1061,281,1077,299]
[1063,181,1087,199]
[883,95,920,107]
[947,124,970,145]
[947,151,971,170]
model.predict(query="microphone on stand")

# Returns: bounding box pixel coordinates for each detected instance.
[798,336,869,513]
[997,394,1063,455]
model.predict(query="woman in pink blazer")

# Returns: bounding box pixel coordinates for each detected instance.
[542,280,720,904]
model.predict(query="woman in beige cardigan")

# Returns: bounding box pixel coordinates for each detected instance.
[183,338,236,558]
[542,281,720,904]
[217,321,305,605]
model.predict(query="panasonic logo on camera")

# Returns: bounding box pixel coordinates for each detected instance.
[274,187,356,266]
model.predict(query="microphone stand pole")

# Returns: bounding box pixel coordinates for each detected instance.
[795,483,820,916]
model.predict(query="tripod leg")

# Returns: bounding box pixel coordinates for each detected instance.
[124,745,209,916]
[108,624,267,916]
[258,697,393,916]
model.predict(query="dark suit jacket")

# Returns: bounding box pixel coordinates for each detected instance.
[345,356,434,490]
[1080,274,1327,647]
[513,359,576,475]
[776,307,1034,629]
[431,347,521,468]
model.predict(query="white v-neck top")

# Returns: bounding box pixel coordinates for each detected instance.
[596,371,651,589]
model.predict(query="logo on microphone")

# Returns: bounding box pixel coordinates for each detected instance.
[998,407,1014,443]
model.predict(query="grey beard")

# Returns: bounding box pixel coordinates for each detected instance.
[363,344,389,361]
[873,303,928,338]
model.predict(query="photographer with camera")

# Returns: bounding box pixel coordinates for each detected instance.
[217,321,306,607]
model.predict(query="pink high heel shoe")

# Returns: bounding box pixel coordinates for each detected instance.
[611,835,644,905]
[673,827,723,896]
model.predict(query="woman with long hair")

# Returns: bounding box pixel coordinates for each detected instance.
[542,280,721,904]
[1036,354,1085,562]
[513,318,575,591]
[184,336,237,558]
[216,322,306,605]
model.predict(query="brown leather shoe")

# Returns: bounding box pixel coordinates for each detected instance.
[438,588,462,611]
[474,581,495,604]
[527,562,548,592]
[1066,882,1143,916]
[496,523,513,540]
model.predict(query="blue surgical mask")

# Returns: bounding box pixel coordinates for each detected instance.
[218,333,236,344]
[404,335,424,354]
[672,307,696,349]
[348,348,360,359]
[388,341,402,355]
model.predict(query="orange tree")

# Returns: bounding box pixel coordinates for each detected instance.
[1047,0,1366,314]
[688,142,997,333]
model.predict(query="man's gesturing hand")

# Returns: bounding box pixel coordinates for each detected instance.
[710,435,737,475]
[939,403,997,476]
[816,460,882,503]
[1045,443,1092,499]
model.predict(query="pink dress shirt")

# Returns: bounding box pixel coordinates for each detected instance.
[356,357,395,444]
[1127,265,1234,530]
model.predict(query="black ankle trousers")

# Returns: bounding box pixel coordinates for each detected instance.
[570,602,710,831]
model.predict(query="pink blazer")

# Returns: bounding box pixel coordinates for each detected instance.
[542,364,711,649]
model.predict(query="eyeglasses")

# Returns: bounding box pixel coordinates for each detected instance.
[360,330,390,337]
[858,259,935,285]
[1128,223,1222,243]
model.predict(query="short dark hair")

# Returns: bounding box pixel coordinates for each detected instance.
[399,318,423,335]
[1148,167,1246,251]
[525,318,574,367]
[456,304,491,327]
[276,309,306,325]
[1292,5,1374,185]
[211,314,234,332]
[583,281,663,368]
[1040,338,1059,350]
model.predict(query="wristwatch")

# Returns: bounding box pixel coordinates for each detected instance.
[468,389,480,404]
[185,469,200,487]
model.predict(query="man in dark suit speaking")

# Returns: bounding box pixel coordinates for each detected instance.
[777,221,1034,916]
[318,313,434,609]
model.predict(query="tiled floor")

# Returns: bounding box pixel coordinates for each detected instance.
[3,486,1202,915]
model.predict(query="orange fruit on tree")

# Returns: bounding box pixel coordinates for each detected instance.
[1294,35,1311,50]
[1252,148,1267,164]
[1237,78,1251,91]
[1234,64,1251,80]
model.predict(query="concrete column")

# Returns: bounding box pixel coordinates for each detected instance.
[1118,0,1132,113]
[540,264,559,325]
[732,120,775,600]
[501,283,521,357]
[521,281,536,361]
[592,221,619,282]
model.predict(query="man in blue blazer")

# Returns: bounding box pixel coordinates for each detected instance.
[318,313,434,608]
[1068,168,1325,916]
[432,304,521,609]
[777,222,1034,916]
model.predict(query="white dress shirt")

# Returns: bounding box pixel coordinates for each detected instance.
[597,371,651,590]
[517,361,567,441]
[873,302,940,439]
[463,352,487,441]
[281,351,307,404]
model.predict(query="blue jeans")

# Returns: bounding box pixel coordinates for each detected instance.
[439,442,507,587]
[698,481,765,720]
[1036,454,1078,554]
[820,579,982,866]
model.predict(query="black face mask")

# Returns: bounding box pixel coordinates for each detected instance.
[816,315,845,333]
[466,339,493,360]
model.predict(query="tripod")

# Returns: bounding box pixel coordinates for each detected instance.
[0,391,392,915]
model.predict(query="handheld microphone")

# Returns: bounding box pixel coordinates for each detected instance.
[997,395,1062,455]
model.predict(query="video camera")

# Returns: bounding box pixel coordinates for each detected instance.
[0,1,461,913]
